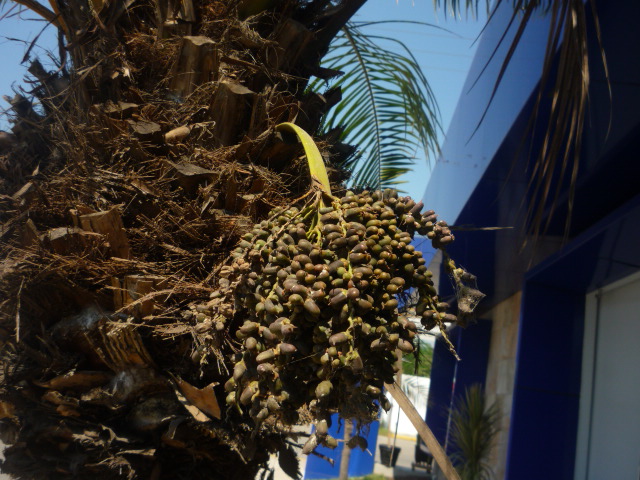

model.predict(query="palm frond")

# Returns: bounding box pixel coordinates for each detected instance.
[449,384,500,480]
[521,0,608,241]
[432,0,553,19]
[443,0,608,241]
[8,0,57,24]
[433,0,491,19]
[312,21,442,191]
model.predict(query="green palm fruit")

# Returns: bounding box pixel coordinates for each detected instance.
[263,265,278,275]
[224,377,236,392]
[317,269,331,281]
[328,259,345,273]
[302,434,318,455]
[290,284,308,297]
[348,352,364,373]
[288,293,304,305]
[365,385,381,397]
[256,349,276,363]
[316,419,329,436]
[256,408,270,423]
[356,298,372,312]
[264,298,278,315]
[261,327,277,343]
[240,381,259,405]
[233,361,247,382]
[266,396,281,412]
[398,339,414,353]
[386,284,400,294]
[347,435,368,451]
[329,292,347,309]
[245,337,258,350]
[323,435,338,449]
[280,324,296,337]
[370,338,387,351]
[320,211,339,223]
[328,332,349,346]
[384,299,398,310]
[316,365,330,379]
[257,362,275,375]
[315,380,333,399]
[339,304,350,322]
[240,321,260,334]
[279,343,297,354]
[347,287,360,300]
[442,313,458,323]
[349,252,369,264]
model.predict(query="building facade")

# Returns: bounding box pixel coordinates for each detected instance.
[422,2,640,479]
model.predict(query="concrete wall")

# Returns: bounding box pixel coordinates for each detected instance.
[484,292,521,480]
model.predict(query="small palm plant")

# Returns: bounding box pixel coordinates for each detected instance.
[449,384,501,480]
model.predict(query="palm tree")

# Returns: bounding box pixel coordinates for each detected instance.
[449,384,500,480]
[0,0,601,479]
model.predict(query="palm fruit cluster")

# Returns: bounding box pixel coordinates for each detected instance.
[220,188,458,447]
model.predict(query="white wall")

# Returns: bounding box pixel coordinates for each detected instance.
[380,374,430,438]
[575,272,640,480]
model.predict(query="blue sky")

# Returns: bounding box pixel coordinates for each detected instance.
[0,1,487,200]
[351,1,487,200]
[0,4,59,123]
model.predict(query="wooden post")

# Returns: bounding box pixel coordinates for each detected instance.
[385,381,461,480]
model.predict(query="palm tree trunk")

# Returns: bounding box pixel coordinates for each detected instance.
[0,1,365,478]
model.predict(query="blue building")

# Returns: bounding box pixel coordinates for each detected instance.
[422,2,640,479]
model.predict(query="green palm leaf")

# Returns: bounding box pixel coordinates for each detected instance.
[449,385,501,480]
[312,21,443,191]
